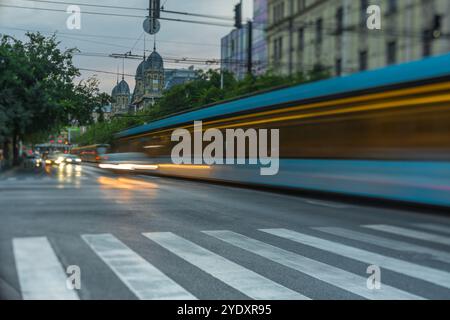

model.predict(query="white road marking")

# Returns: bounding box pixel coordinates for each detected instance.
[364,225,450,246]
[261,228,450,290]
[413,223,450,236]
[205,230,423,300]
[315,227,450,265]
[13,237,79,300]
[82,233,196,300]
[303,199,348,209]
[143,232,307,300]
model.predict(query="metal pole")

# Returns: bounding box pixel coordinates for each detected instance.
[247,20,253,75]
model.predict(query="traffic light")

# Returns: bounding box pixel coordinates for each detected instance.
[150,0,161,19]
[234,2,242,29]
[432,15,442,39]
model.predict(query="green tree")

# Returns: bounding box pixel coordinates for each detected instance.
[0,32,106,165]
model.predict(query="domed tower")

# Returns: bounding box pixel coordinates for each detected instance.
[133,59,146,103]
[144,50,165,100]
[111,75,131,115]
[133,45,165,110]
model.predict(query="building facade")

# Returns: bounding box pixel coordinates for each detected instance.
[132,49,165,110]
[164,66,197,90]
[221,23,251,80]
[252,0,269,75]
[221,0,270,79]
[111,77,130,116]
[267,0,450,76]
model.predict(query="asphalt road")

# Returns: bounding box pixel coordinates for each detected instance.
[0,164,449,300]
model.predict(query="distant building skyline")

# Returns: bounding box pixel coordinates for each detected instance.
[221,0,269,79]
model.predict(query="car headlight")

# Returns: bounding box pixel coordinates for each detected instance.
[45,160,52,164]
[66,158,73,163]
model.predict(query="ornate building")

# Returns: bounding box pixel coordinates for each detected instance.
[266,0,450,77]
[111,76,131,115]
[132,48,165,111]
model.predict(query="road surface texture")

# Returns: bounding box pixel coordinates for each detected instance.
[0,164,449,300]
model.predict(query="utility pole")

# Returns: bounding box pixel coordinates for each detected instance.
[247,20,253,76]
[288,0,294,76]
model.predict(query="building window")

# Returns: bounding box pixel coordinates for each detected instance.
[423,30,432,57]
[388,0,397,13]
[336,59,342,76]
[298,27,304,51]
[152,79,159,92]
[360,0,368,26]
[387,41,396,65]
[273,1,285,23]
[298,0,306,12]
[336,7,344,34]
[316,18,323,44]
[359,50,368,71]
[273,37,283,62]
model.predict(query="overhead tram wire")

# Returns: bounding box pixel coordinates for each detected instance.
[0,4,234,28]
[8,0,234,21]
[4,2,442,39]
[0,25,221,48]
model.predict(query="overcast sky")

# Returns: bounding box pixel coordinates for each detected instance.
[0,0,253,93]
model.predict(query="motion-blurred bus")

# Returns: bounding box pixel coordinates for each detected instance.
[71,144,110,163]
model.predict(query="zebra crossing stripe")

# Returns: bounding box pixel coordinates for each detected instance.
[314,227,450,265]
[143,232,308,300]
[204,230,423,300]
[261,228,450,290]
[82,233,196,300]
[412,223,450,236]
[363,225,450,246]
[13,237,79,300]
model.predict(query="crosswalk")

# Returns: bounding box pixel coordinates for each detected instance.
[9,223,450,300]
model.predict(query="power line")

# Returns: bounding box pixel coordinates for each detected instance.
[0,25,221,48]
[0,3,234,27]
[18,0,234,21]
[78,67,135,77]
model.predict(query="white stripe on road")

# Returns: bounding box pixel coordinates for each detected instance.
[13,237,79,300]
[315,227,450,265]
[143,232,307,300]
[82,233,196,300]
[261,228,450,290]
[304,199,348,209]
[363,225,450,246]
[204,230,423,300]
[413,223,450,236]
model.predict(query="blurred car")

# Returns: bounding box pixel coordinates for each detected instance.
[52,154,82,165]
[61,154,82,164]
[23,154,43,168]
[44,153,62,165]
[44,153,81,165]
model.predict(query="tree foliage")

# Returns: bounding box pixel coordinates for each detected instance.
[0,32,109,163]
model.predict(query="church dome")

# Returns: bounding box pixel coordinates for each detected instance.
[136,60,146,80]
[111,84,118,96]
[113,79,130,96]
[145,50,164,71]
